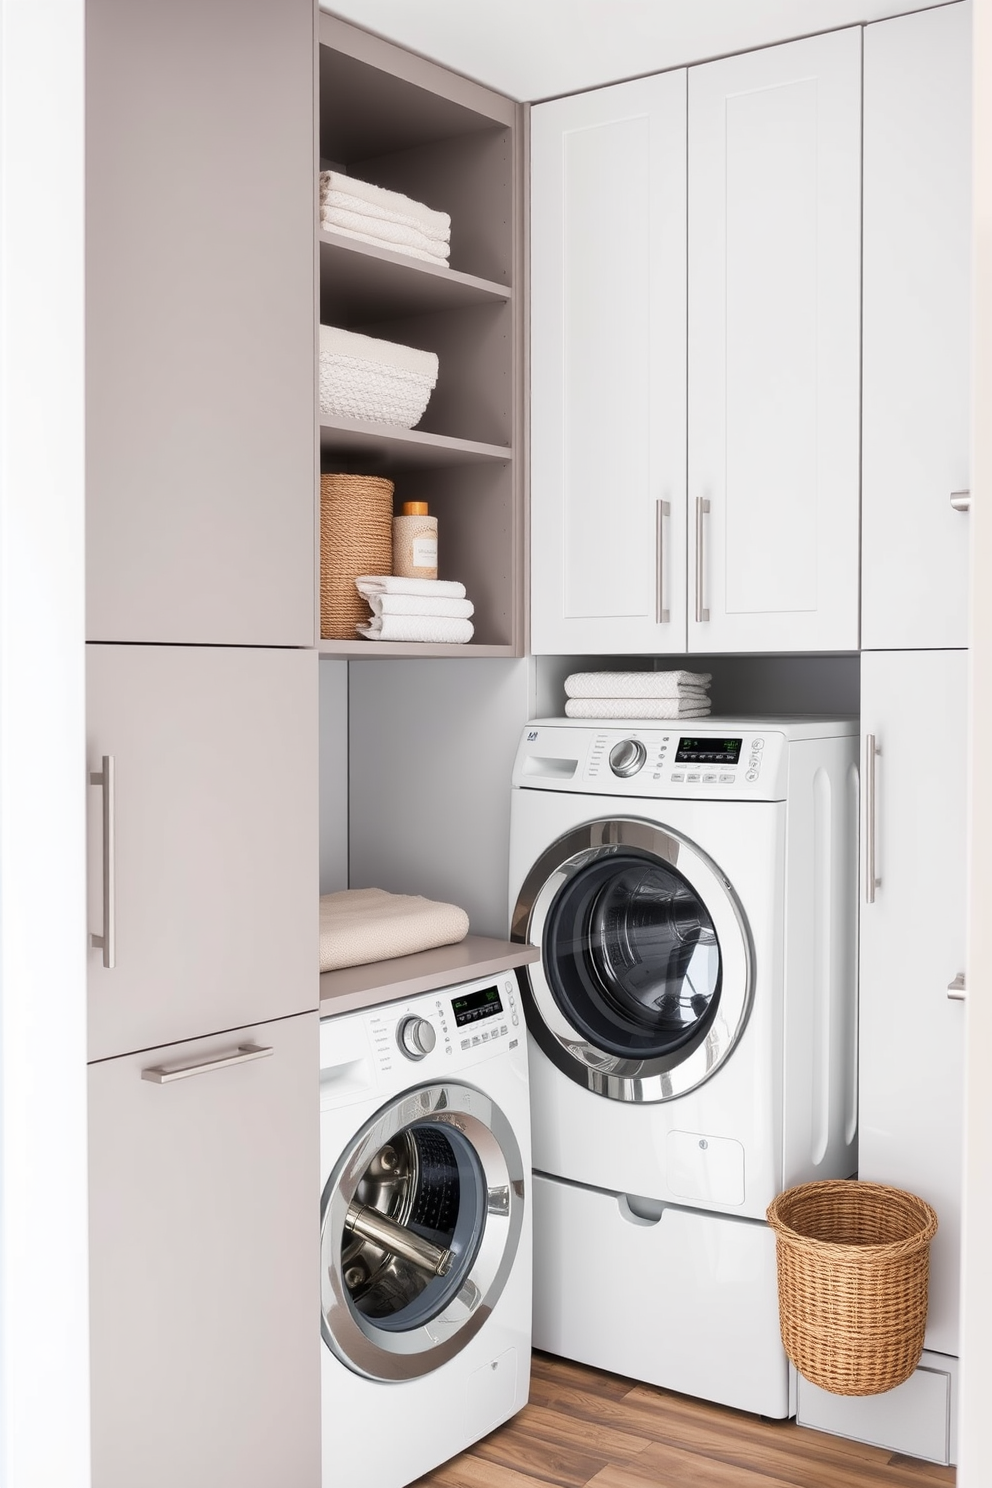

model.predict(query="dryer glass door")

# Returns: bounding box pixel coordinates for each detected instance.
[514,818,755,1102]
[320,1082,524,1382]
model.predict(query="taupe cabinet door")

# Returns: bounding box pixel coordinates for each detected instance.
[86,0,315,646]
[87,645,318,1061]
[89,1011,319,1488]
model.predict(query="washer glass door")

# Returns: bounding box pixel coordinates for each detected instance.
[514,818,755,1102]
[321,1081,524,1381]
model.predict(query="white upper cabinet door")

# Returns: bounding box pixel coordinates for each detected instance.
[86,0,316,646]
[687,30,862,653]
[87,645,318,1061]
[862,4,972,651]
[530,71,687,655]
[859,650,967,1356]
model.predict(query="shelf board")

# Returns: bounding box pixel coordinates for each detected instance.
[319,935,539,1017]
[319,231,511,321]
[318,640,517,658]
[319,414,510,471]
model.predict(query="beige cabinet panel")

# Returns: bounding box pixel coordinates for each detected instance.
[89,1012,320,1488]
[86,0,316,645]
[87,645,318,1060]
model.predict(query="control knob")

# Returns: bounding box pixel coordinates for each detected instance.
[609,738,647,778]
[397,1015,436,1061]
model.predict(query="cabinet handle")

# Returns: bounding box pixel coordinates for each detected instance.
[141,1042,273,1085]
[864,734,881,904]
[950,490,971,512]
[947,973,967,1002]
[89,755,116,969]
[695,498,710,623]
[655,499,671,624]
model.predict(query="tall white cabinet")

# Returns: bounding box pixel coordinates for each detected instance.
[530,29,862,656]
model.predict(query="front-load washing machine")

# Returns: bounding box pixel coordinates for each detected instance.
[508,717,859,1417]
[319,972,532,1488]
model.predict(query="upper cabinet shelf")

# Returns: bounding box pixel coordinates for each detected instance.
[319,414,510,470]
[319,231,512,321]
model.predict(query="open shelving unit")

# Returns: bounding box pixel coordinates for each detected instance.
[317,15,524,658]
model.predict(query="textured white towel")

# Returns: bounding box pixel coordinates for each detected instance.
[367,593,474,620]
[323,187,451,244]
[319,171,450,239]
[358,615,475,644]
[319,324,438,378]
[356,575,467,599]
[318,326,438,429]
[320,887,469,973]
[565,670,712,699]
[320,221,452,267]
[565,698,712,719]
[321,205,451,260]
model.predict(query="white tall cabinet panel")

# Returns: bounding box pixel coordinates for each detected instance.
[687,30,862,653]
[862,3,972,651]
[530,70,687,655]
[859,650,967,1356]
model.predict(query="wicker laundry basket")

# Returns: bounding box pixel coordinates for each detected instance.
[319,474,393,639]
[766,1180,938,1397]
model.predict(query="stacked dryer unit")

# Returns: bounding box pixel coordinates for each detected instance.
[508,717,859,1417]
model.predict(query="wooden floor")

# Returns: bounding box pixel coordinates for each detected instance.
[413,1352,956,1488]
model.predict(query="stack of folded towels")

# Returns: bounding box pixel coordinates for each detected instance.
[564,670,712,719]
[319,170,451,267]
[320,887,469,973]
[354,575,475,644]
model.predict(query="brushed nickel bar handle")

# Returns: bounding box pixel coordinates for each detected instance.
[141,1042,273,1085]
[695,498,710,623]
[864,733,880,904]
[656,499,671,624]
[947,973,967,1002]
[346,1202,454,1277]
[950,490,971,512]
[90,755,116,969]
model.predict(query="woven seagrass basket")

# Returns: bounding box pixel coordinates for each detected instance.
[766,1180,938,1397]
[319,474,393,639]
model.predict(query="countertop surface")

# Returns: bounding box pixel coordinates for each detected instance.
[319,934,540,1018]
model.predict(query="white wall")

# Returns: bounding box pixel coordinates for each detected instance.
[0,2,90,1483]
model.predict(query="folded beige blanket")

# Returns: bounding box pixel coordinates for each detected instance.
[565,698,712,720]
[319,887,469,973]
[565,670,712,699]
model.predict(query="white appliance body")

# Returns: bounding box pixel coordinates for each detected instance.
[319,974,532,1488]
[508,717,859,1417]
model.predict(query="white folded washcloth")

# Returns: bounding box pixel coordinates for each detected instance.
[320,221,453,267]
[321,205,451,261]
[358,614,475,644]
[565,697,712,720]
[319,324,438,379]
[319,171,450,240]
[356,575,467,600]
[367,593,475,620]
[320,886,468,973]
[565,670,712,699]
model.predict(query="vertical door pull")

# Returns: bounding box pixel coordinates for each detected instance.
[947,974,967,1002]
[141,1042,273,1084]
[950,490,971,512]
[655,499,671,624]
[864,734,881,905]
[695,498,711,623]
[90,754,116,969]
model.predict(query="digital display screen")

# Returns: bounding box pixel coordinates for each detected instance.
[675,737,743,764]
[451,985,503,1027]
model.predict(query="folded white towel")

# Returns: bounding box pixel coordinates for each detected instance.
[319,171,450,239]
[356,575,467,600]
[320,886,468,973]
[565,697,712,720]
[565,670,712,699]
[322,187,451,245]
[358,614,475,644]
[367,593,475,620]
[319,324,438,379]
[321,205,451,261]
[320,221,453,267]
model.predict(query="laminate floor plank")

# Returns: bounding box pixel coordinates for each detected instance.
[472,1417,613,1487]
[509,1402,653,1462]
